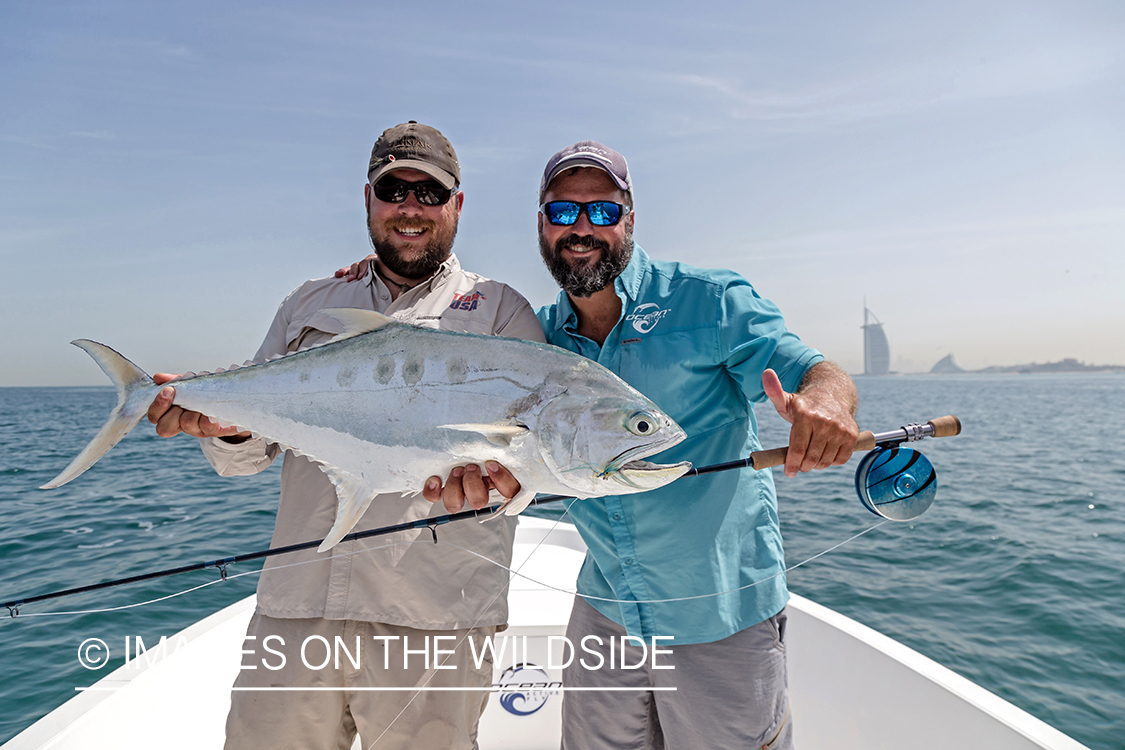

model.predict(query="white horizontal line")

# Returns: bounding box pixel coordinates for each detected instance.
[232,687,677,692]
[77,686,676,692]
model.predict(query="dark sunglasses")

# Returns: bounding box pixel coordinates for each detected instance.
[540,201,631,227]
[372,176,456,206]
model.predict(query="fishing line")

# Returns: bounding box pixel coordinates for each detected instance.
[1,461,752,615]
[8,574,255,618]
[8,539,409,616]
[364,515,888,747]
[12,502,889,746]
[9,515,888,616]
[420,519,890,606]
[10,535,485,619]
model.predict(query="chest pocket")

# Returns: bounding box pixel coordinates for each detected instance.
[440,312,494,336]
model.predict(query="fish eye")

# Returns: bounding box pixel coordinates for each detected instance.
[627,412,657,436]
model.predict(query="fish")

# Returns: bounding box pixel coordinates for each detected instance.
[42,308,692,551]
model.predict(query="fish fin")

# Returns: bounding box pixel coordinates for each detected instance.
[438,422,529,447]
[479,487,536,523]
[41,340,158,489]
[316,465,380,552]
[479,505,505,523]
[319,308,398,342]
[503,487,538,516]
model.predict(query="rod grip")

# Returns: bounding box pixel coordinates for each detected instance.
[749,430,876,470]
[928,415,962,438]
[749,447,789,470]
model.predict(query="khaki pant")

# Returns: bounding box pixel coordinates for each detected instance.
[225,614,496,750]
[560,598,792,750]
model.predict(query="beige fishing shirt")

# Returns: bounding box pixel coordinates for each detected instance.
[200,254,545,630]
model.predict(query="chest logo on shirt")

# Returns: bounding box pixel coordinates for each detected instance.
[625,303,670,334]
[450,291,486,311]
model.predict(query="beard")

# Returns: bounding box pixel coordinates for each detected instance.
[538,222,633,298]
[368,214,459,280]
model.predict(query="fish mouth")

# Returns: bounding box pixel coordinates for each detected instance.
[603,430,691,491]
[613,458,693,491]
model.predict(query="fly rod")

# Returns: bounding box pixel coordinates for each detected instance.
[3,415,960,616]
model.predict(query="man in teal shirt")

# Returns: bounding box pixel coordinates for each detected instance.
[520,142,858,749]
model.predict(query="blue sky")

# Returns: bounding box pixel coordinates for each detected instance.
[2,0,1122,385]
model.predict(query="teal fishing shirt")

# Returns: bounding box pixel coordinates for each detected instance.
[534,245,823,645]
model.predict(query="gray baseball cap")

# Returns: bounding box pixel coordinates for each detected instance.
[539,140,632,200]
[368,121,461,189]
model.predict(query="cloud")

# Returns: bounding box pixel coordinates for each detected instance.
[663,40,1122,128]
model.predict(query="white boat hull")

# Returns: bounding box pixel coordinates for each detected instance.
[2,519,1087,750]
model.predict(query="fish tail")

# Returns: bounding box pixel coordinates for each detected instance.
[40,340,158,489]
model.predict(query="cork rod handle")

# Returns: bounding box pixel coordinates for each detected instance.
[748,430,877,470]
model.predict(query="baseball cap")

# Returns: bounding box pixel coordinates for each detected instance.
[368,121,461,189]
[539,141,632,200]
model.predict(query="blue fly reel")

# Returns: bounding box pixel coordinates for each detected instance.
[854,445,937,521]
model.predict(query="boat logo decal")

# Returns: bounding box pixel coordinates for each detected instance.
[496,663,560,716]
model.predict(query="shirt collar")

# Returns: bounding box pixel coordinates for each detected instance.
[365,253,459,296]
[551,242,649,333]
[615,242,648,300]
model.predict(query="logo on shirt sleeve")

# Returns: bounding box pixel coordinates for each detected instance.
[625,303,671,334]
[450,291,487,312]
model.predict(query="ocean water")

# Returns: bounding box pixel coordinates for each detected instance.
[0,375,1122,747]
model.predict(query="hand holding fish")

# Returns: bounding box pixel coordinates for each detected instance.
[147,373,251,441]
[762,363,859,478]
[423,462,523,513]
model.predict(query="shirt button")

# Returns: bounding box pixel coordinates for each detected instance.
[379,292,389,300]
[624,557,633,565]
[613,513,621,520]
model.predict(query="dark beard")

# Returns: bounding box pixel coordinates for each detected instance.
[538,223,633,298]
[368,215,458,280]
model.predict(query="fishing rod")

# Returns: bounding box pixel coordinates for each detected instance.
[3,415,961,617]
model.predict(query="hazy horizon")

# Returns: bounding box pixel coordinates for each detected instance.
[3,1,1122,386]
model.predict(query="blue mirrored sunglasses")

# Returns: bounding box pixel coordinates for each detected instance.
[539,201,630,227]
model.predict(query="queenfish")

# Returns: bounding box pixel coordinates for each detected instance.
[43,309,691,551]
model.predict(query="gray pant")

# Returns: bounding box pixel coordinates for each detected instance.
[224,614,495,750]
[561,598,793,750]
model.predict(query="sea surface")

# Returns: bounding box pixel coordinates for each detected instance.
[0,375,1122,747]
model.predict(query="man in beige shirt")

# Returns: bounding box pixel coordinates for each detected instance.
[148,122,544,750]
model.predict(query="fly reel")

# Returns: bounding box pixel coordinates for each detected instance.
[854,444,938,521]
[747,415,960,523]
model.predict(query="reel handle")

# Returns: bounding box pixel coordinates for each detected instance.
[748,415,961,471]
